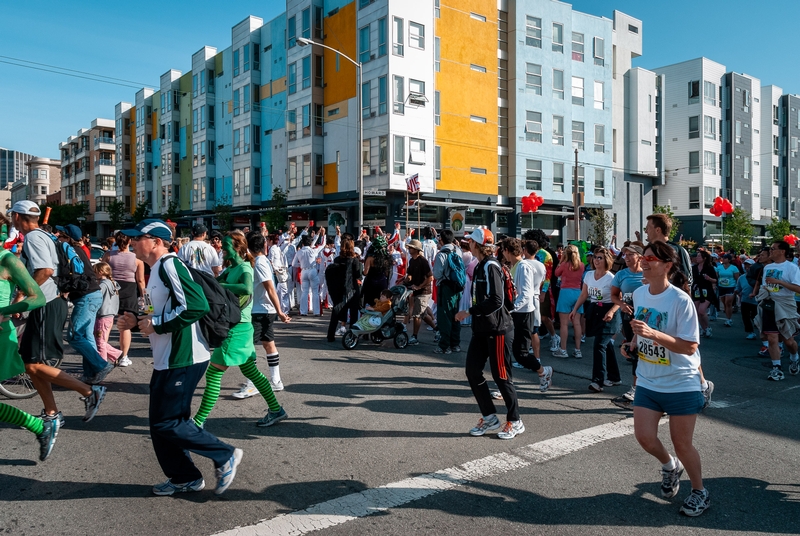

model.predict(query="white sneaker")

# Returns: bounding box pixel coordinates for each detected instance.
[539,366,553,392]
[270,379,284,392]
[573,349,583,359]
[705,328,712,338]
[724,319,732,327]
[118,356,133,367]
[497,420,525,440]
[746,332,757,340]
[552,334,561,349]
[580,335,586,343]
[232,380,258,399]
[335,326,347,336]
[552,348,568,358]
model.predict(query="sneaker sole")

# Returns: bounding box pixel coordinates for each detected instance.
[498,425,525,440]
[469,422,501,436]
[83,387,106,422]
[153,480,205,496]
[680,501,710,517]
[232,391,258,399]
[215,449,243,495]
[610,397,633,410]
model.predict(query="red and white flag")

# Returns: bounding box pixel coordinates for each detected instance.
[406,173,420,194]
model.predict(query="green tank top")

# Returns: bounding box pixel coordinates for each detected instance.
[220,262,253,323]
[0,250,13,309]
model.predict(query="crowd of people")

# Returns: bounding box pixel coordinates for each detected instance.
[3,199,800,516]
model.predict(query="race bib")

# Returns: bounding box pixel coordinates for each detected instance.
[588,287,604,301]
[719,278,731,287]
[638,337,670,366]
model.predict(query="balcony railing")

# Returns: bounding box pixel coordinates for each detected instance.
[94,136,114,147]
[96,159,114,166]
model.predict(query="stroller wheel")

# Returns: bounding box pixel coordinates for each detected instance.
[394,332,409,349]
[342,330,359,350]
[370,333,384,344]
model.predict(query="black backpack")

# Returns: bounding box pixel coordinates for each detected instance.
[157,255,241,348]
[31,229,93,294]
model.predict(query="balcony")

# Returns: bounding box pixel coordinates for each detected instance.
[94,137,115,150]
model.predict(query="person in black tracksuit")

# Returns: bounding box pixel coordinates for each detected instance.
[456,229,524,440]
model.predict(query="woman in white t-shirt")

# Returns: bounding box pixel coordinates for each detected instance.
[630,241,709,517]
[571,247,621,393]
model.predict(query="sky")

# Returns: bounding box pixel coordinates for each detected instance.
[2,0,799,159]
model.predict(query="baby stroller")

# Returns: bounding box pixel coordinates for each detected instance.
[342,285,413,350]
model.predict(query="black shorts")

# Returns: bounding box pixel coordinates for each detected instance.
[252,313,277,343]
[117,280,139,314]
[19,297,68,364]
[540,290,553,318]
[512,311,535,340]
[718,287,735,297]
[761,307,779,333]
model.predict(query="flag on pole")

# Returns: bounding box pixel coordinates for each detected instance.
[406,173,420,194]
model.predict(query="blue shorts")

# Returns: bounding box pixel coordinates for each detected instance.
[556,287,583,314]
[633,386,704,416]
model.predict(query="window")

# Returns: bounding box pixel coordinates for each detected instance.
[470,167,487,174]
[553,69,564,99]
[302,56,311,89]
[287,109,296,141]
[773,105,780,126]
[704,115,715,139]
[525,111,542,142]
[243,84,251,113]
[301,7,310,39]
[192,74,198,97]
[744,156,751,179]
[200,106,206,130]
[552,162,565,192]
[688,80,700,104]
[242,167,250,195]
[572,77,584,106]
[192,144,199,167]
[571,32,584,62]
[193,108,198,132]
[233,89,241,116]
[434,145,441,180]
[359,26,370,63]
[774,166,780,185]
[526,63,542,94]
[302,154,311,186]
[470,64,487,73]
[774,135,780,156]
[704,186,716,207]
[379,136,388,174]
[594,124,605,153]
[525,16,541,48]
[470,12,486,22]
[288,62,297,94]
[393,75,404,114]
[200,141,206,165]
[312,155,322,186]
[243,44,250,72]
[173,152,179,173]
[689,151,700,174]
[689,186,700,209]
[572,121,585,150]
[302,105,311,137]
[207,141,215,164]
[314,103,323,135]
[288,157,297,188]
[734,120,743,144]
[434,0,440,17]
[594,81,604,109]
[594,168,605,196]
[470,115,486,123]
[704,151,716,174]
[553,116,564,145]
[378,76,387,115]
[393,17,404,55]
[314,55,323,87]
[234,129,241,155]
[393,135,405,174]
[689,116,699,139]
[409,138,426,164]
[409,22,424,49]
[704,81,716,106]
[573,166,585,193]
[593,37,604,66]
[434,91,440,125]
[434,37,440,71]
[314,6,323,38]
[208,105,215,128]
[288,16,296,48]
[378,18,387,56]
[552,23,563,52]
[252,46,259,72]
[526,159,542,190]
[362,81,371,118]
[233,49,240,77]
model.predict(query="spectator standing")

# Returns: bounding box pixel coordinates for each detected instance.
[178,223,222,276]
[432,230,463,354]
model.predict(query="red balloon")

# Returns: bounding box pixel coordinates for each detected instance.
[721,199,733,214]
[521,192,543,213]
[785,234,799,246]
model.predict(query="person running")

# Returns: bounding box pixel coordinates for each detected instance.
[102,232,145,367]
[192,233,288,427]
[233,232,291,398]
[117,219,242,496]
[755,240,800,380]
[554,244,585,358]
[735,259,758,339]
[715,254,739,327]
[405,239,437,345]
[178,223,222,276]
[432,230,463,354]
[610,242,645,408]
[630,241,709,517]
[455,228,524,440]
[692,251,717,338]
[10,201,106,426]
[571,247,622,393]
[501,238,553,392]
[0,220,59,461]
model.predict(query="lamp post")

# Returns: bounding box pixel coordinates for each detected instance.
[297,37,364,230]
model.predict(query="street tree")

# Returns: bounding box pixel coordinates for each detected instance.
[262,186,287,232]
[107,199,126,231]
[41,202,88,229]
[724,207,753,253]
[587,208,613,246]
[215,194,233,232]
[132,200,150,224]
[764,217,792,241]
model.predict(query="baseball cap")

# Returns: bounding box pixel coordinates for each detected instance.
[121,218,174,242]
[743,258,755,265]
[192,223,208,236]
[56,224,82,241]
[622,243,644,255]
[407,239,423,251]
[468,228,494,246]
[711,253,719,258]
[10,200,41,217]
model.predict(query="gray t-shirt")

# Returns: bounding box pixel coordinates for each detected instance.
[22,228,60,302]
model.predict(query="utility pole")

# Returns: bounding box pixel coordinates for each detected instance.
[573,148,580,241]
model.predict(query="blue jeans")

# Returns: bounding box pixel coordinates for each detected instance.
[68,290,107,376]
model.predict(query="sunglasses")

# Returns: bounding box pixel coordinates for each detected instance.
[132,235,156,242]
[641,255,665,263]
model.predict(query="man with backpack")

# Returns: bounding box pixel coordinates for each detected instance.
[432,230,464,354]
[117,219,242,496]
[455,228,524,440]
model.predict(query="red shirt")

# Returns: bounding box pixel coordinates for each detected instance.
[80,244,91,259]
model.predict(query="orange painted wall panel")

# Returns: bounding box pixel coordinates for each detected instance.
[322,2,357,107]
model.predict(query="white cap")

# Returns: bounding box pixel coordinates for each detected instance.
[10,200,41,217]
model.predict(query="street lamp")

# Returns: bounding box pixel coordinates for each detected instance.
[297,36,364,230]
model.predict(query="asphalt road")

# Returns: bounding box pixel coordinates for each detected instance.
[0,311,798,535]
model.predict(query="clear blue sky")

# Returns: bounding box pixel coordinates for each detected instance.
[2,0,798,159]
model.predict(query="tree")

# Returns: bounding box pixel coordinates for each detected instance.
[215,194,233,232]
[164,199,181,221]
[41,202,87,229]
[653,204,681,241]
[764,217,792,241]
[262,186,287,232]
[107,200,126,231]
[132,200,150,224]
[723,207,753,253]
[586,208,613,246]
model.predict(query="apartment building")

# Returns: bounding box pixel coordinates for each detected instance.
[24,157,61,205]
[779,93,800,226]
[0,147,35,190]
[58,119,116,236]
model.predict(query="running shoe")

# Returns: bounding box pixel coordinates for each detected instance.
[490,390,503,400]
[512,361,525,369]
[270,379,285,392]
[789,359,800,376]
[680,488,711,517]
[573,349,583,359]
[92,362,115,384]
[661,459,685,498]
[408,335,419,345]
[604,379,622,387]
[232,380,258,399]
[497,420,525,440]
[552,334,561,349]
[588,382,604,393]
[256,407,288,427]
[758,346,770,357]
[39,410,65,429]
[611,396,633,410]
[214,448,243,495]
[433,347,452,355]
[433,330,441,343]
[768,367,785,381]
[581,335,586,343]
[724,319,732,327]
[622,386,636,402]
[539,366,553,392]
[702,381,714,409]
[450,346,461,353]
[469,414,500,436]
[152,478,205,496]
[552,348,568,358]
[81,385,106,422]
[335,326,347,336]
[705,328,712,338]
[36,418,59,462]
[118,356,133,367]
[746,332,757,340]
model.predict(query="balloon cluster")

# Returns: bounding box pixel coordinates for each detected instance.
[521,192,544,213]
[709,197,733,217]
[784,234,799,246]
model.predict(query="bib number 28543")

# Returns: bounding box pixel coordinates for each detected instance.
[638,337,669,366]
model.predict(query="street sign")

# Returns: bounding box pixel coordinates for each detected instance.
[364,189,386,196]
